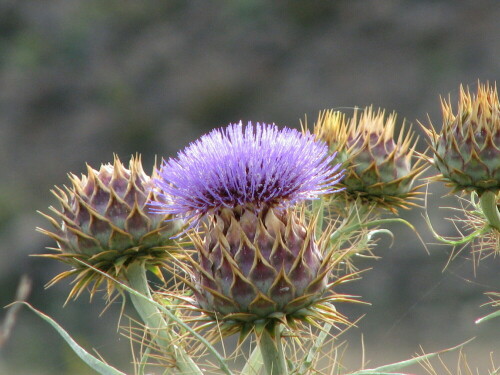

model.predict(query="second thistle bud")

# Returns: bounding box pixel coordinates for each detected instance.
[315,107,424,212]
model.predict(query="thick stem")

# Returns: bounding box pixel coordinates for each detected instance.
[125,262,202,375]
[479,191,500,231]
[241,345,263,375]
[258,323,287,375]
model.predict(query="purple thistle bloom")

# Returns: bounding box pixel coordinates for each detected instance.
[152,121,343,221]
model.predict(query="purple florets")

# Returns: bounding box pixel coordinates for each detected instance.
[152,121,343,220]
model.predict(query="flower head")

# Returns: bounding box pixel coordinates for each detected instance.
[38,155,182,300]
[315,107,424,212]
[424,82,500,194]
[152,121,343,221]
[151,122,350,336]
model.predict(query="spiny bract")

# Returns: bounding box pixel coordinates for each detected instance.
[424,82,500,194]
[38,155,182,300]
[315,106,424,211]
[190,207,335,321]
[152,122,349,334]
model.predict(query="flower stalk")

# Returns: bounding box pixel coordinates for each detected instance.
[258,323,287,375]
[240,346,264,375]
[124,262,202,375]
[479,191,500,231]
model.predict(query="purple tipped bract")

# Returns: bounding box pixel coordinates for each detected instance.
[152,121,343,220]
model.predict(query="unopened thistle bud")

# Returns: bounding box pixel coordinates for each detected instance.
[315,107,424,211]
[424,82,500,194]
[38,155,182,300]
[152,122,348,333]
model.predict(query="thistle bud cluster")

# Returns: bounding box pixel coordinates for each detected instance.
[33,81,499,375]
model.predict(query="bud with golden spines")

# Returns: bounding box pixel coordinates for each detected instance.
[38,155,182,300]
[315,106,425,211]
[424,82,500,194]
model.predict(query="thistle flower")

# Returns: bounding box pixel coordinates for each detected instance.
[315,107,424,211]
[424,82,500,194]
[38,155,182,300]
[153,122,349,334]
[152,122,342,221]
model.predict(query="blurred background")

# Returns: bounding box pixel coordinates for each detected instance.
[0,0,499,374]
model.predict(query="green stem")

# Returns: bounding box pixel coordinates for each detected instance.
[125,262,202,375]
[258,323,287,375]
[328,200,373,245]
[479,191,500,231]
[329,217,414,248]
[240,345,263,375]
[423,206,486,246]
[296,322,332,375]
[76,258,231,375]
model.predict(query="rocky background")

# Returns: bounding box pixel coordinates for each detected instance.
[0,1,499,374]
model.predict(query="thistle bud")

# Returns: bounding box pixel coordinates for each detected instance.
[424,82,500,194]
[38,155,182,300]
[315,107,424,211]
[152,122,348,332]
[193,206,329,322]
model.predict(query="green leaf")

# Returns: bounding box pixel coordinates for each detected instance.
[475,309,500,324]
[15,302,126,375]
[348,339,473,375]
[75,259,232,375]
[367,229,394,244]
